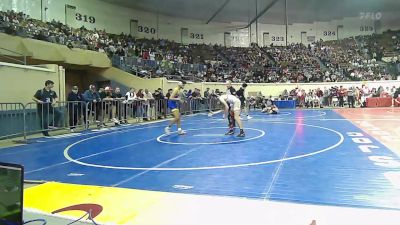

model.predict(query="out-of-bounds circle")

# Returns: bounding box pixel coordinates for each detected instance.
[210,110,326,121]
[64,121,344,171]
[249,112,290,119]
[247,112,292,117]
[157,127,265,145]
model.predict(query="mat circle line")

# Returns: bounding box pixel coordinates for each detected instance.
[64,122,344,171]
[157,127,265,145]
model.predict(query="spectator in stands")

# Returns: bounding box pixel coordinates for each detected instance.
[371,88,379,97]
[316,88,323,108]
[98,87,106,100]
[297,89,305,107]
[391,86,397,96]
[305,93,314,108]
[124,87,136,121]
[113,87,125,124]
[186,89,192,99]
[282,89,289,100]
[355,87,361,106]
[338,86,345,107]
[361,85,370,107]
[166,88,173,99]
[380,87,390,98]
[102,86,115,123]
[125,87,136,102]
[323,87,330,107]
[152,88,166,101]
[208,89,217,99]
[190,88,202,111]
[191,89,202,99]
[204,88,210,99]
[67,41,73,49]
[83,84,101,127]
[248,96,257,111]
[153,88,166,119]
[32,80,62,136]
[67,86,83,132]
[2,9,399,84]
[135,89,145,121]
[143,89,154,121]
[330,86,339,107]
[347,86,356,108]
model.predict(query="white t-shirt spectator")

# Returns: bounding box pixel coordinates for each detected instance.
[305,95,313,103]
[143,91,153,105]
[92,32,99,41]
[109,45,116,53]
[391,87,397,95]
[150,52,155,61]
[144,91,153,100]
[362,87,370,97]
[125,91,136,102]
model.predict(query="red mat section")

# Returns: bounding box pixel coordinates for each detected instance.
[335,108,400,155]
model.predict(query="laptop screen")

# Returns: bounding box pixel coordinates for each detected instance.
[0,162,24,225]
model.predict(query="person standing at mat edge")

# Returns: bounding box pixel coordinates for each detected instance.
[219,94,245,137]
[32,80,62,136]
[236,83,252,119]
[165,81,186,135]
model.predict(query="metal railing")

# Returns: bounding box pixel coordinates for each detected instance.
[0,98,222,142]
[0,103,26,140]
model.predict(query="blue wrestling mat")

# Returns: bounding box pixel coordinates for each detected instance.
[1,109,399,210]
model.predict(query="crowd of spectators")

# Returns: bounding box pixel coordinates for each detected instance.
[314,38,394,82]
[33,78,400,136]
[62,83,225,130]
[358,30,400,60]
[272,84,400,108]
[265,44,323,82]
[0,10,196,63]
[201,46,274,83]
[1,10,399,84]
[244,84,400,111]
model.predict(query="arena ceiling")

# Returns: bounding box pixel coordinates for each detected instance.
[99,0,400,25]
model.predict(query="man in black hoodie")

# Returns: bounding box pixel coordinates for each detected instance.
[236,83,252,119]
[153,88,166,119]
[67,86,83,132]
